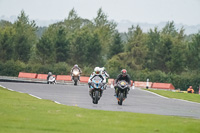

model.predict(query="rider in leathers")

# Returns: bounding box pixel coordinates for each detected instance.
[114,69,131,96]
[47,72,53,84]
[100,67,109,89]
[70,64,82,81]
[88,67,105,96]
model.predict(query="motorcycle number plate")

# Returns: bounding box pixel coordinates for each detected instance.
[121,82,125,86]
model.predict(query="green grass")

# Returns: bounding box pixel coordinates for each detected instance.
[0,87,200,133]
[144,89,200,103]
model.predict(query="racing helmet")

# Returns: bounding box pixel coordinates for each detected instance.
[74,64,78,67]
[121,69,127,76]
[48,72,52,75]
[94,67,101,75]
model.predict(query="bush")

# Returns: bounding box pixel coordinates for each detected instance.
[53,62,71,75]
[0,60,26,76]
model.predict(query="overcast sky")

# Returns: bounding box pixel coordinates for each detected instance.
[0,0,200,25]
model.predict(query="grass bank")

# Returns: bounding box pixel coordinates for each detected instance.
[0,87,200,133]
[144,89,200,103]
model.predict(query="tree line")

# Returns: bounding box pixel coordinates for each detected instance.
[0,9,200,92]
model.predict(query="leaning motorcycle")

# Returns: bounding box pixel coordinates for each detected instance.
[47,76,56,84]
[115,80,129,105]
[72,68,80,85]
[89,76,104,104]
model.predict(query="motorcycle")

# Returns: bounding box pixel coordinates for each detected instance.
[72,68,80,85]
[89,76,104,104]
[115,80,129,105]
[47,76,56,84]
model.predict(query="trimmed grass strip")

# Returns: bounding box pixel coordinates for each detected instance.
[0,87,200,133]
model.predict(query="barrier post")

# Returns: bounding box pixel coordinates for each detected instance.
[146,78,149,89]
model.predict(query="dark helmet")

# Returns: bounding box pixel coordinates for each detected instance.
[121,69,127,76]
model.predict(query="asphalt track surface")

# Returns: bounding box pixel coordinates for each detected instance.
[1,82,200,119]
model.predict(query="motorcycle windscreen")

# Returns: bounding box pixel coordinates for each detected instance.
[92,76,103,88]
[73,69,79,76]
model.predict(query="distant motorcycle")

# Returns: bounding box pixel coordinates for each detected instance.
[72,68,80,85]
[47,76,56,84]
[115,80,129,105]
[89,76,104,104]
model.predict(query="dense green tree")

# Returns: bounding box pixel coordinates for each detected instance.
[13,10,37,62]
[36,25,56,64]
[108,31,123,59]
[94,8,117,62]
[0,25,15,62]
[146,27,160,70]
[187,31,200,71]
[125,25,147,69]
[55,26,70,62]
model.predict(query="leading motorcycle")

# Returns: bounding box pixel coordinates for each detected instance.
[72,68,80,85]
[115,80,129,105]
[89,76,104,104]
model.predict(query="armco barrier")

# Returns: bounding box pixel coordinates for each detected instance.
[37,74,56,79]
[37,74,48,79]
[56,75,71,81]
[134,81,153,88]
[18,72,37,79]
[80,76,90,83]
[151,83,175,90]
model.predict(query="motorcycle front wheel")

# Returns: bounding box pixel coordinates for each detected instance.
[93,90,99,104]
[118,92,123,105]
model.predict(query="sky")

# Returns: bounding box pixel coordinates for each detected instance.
[0,0,200,25]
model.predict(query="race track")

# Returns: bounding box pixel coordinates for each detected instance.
[1,82,200,119]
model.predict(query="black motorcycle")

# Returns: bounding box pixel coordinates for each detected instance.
[89,76,104,104]
[115,80,129,105]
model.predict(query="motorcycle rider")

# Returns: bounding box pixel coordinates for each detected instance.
[114,69,131,96]
[47,72,53,84]
[70,64,82,81]
[100,67,109,89]
[88,67,105,96]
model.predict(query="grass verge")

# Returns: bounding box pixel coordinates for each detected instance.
[144,89,200,103]
[0,87,200,133]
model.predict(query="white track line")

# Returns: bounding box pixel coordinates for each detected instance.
[29,94,42,99]
[140,88,169,99]
[140,88,200,104]
[0,84,63,105]
[54,101,62,104]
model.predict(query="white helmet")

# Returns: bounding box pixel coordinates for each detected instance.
[94,67,101,75]
[48,72,52,75]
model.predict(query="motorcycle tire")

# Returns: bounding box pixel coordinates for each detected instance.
[118,92,123,105]
[74,81,77,85]
[94,91,99,104]
[74,78,78,86]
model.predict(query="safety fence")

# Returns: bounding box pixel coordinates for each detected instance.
[18,72,175,89]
